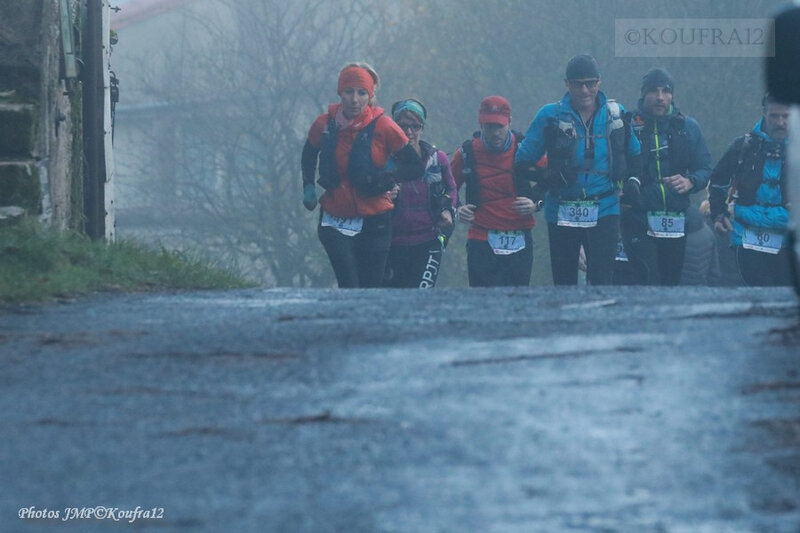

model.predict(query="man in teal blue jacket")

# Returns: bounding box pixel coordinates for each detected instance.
[709,93,792,286]
[515,54,641,285]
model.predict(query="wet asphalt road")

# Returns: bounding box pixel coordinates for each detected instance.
[0,286,799,533]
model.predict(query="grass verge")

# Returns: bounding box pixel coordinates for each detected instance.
[0,218,254,303]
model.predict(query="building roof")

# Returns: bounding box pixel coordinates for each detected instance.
[111,0,196,30]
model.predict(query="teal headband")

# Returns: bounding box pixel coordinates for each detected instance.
[391,99,427,124]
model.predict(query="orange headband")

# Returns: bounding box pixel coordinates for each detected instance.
[337,66,375,98]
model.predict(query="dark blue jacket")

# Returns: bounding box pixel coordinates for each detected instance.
[632,104,712,214]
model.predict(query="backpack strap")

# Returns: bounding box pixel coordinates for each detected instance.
[461,137,480,207]
[606,100,624,132]
[605,99,627,186]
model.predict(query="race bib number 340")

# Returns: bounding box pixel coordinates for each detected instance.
[557,201,599,228]
[321,211,363,236]
[742,227,784,254]
[647,211,685,238]
[487,230,526,255]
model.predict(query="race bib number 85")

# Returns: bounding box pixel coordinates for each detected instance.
[647,211,685,238]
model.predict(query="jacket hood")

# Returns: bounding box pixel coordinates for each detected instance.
[753,117,788,145]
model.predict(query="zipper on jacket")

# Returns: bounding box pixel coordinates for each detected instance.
[654,120,667,211]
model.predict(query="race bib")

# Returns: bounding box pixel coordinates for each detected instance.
[321,211,363,237]
[742,227,784,254]
[487,230,526,255]
[647,211,685,238]
[615,237,629,262]
[557,201,599,228]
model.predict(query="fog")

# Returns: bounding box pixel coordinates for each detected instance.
[110,0,789,287]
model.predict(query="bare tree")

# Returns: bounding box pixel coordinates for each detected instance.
[121,0,404,286]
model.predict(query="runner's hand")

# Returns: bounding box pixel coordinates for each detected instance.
[664,174,692,194]
[513,197,535,216]
[438,209,453,228]
[714,215,733,234]
[302,183,317,211]
[457,204,476,223]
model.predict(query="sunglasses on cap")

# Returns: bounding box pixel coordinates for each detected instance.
[567,79,600,89]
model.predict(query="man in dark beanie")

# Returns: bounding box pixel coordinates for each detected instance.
[515,54,641,285]
[616,67,712,285]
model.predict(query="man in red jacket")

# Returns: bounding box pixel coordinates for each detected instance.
[451,96,541,287]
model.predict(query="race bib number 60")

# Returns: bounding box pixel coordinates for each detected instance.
[742,227,784,254]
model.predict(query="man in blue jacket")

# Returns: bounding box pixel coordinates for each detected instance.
[515,54,641,285]
[618,68,712,285]
[709,93,793,286]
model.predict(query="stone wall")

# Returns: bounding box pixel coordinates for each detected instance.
[0,0,81,229]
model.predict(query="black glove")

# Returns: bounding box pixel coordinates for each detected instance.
[621,177,641,207]
[352,170,396,196]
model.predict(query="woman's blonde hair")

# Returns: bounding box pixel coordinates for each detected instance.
[339,61,380,105]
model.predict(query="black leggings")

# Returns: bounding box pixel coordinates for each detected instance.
[548,216,619,285]
[318,211,392,288]
[621,233,686,286]
[736,246,793,287]
[384,239,444,288]
[466,230,533,287]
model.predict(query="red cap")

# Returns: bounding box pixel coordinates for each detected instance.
[478,95,511,126]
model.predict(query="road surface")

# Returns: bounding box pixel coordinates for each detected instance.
[1,286,799,532]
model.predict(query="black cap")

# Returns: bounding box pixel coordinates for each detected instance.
[641,67,674,94]
[565,54,600,80]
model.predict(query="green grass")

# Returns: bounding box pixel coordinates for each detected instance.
[0,218,254,303]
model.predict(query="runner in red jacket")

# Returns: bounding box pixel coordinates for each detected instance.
[451,96,542,287]
[301,62,423,287]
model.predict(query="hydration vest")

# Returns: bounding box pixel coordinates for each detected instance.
[630,111,690,183]
[459,131,524,207]
[730,133,788,208]
[317,115,385,194]
[546,100,630,189]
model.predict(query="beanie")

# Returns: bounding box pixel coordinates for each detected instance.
[641,67,674,94]
[565,54,600,80]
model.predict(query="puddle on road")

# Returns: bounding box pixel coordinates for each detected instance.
[258,410,375,426]
[675,301,798,320]
[767,323,800,346]
[445,333,666,367]
[153,292,318,309]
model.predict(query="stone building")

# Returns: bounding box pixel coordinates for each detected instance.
[0,0,115,239]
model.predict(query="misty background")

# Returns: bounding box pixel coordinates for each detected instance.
[110,0,789,287]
